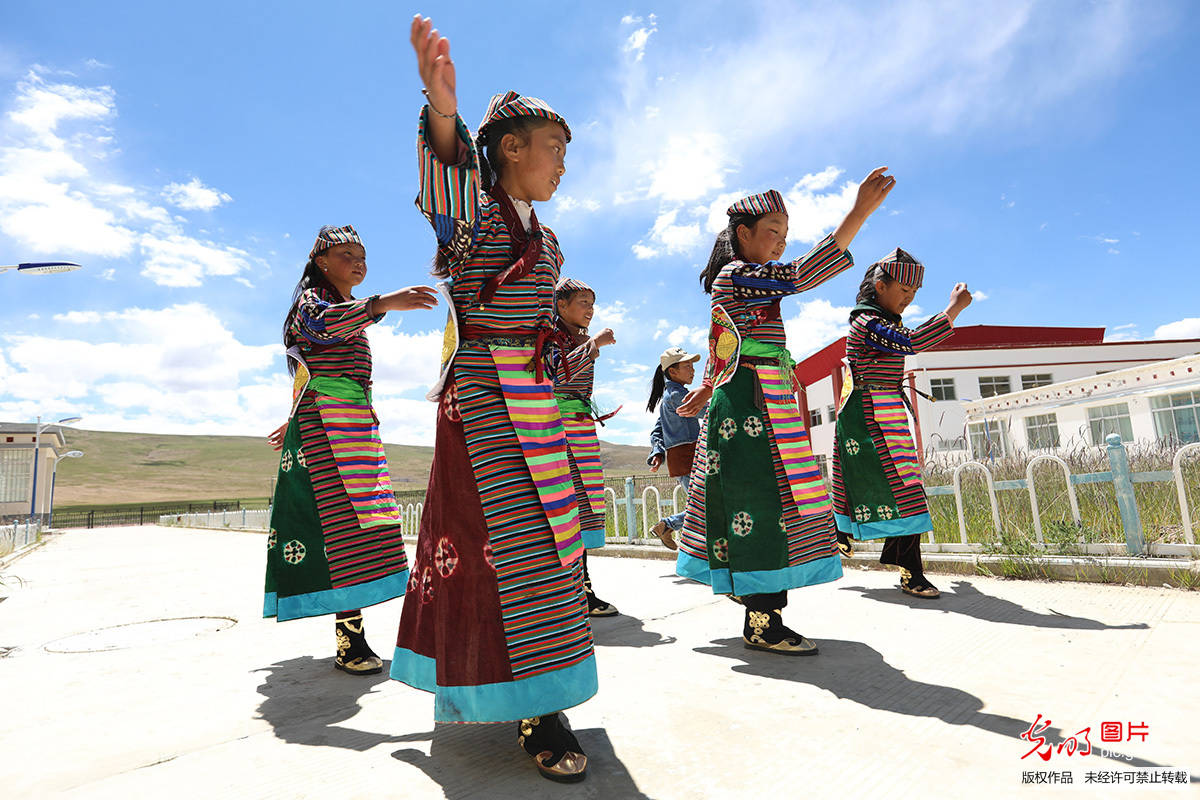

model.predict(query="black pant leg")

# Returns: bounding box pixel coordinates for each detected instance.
[742,590,788,612]
[879,533,924,573]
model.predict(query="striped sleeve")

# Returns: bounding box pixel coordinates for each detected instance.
[907,311,955,351]
[559,341,598,382]
[862,311,955,355]
[790,233,855,292]
[291,288,378,345]
[415,106,481,264]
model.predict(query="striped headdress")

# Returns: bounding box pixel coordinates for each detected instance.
[309,225,362,259]
[478,91,572,143]
[727,189,786,217]
[555,276,594,303]
[873,247,925,288]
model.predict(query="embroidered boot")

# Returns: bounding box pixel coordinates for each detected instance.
[899,568,940,599]
[334,614,383,675]
[517,713,588,783]
[836,530,854,558]
[743,608,818,656]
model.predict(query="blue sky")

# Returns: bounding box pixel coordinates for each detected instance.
[1,0,1198,446]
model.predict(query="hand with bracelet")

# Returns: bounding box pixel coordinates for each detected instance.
[411,15,459,164]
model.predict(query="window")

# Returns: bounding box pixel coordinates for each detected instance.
[1024,413,1061,450]
[930,378,956,401]
[1021,373,1053,390]
[1087,403,1133,445]
[978,375,1012,398]
[826,405,835,421]
[809,407,824,427]
[967,420,1008,458]
[1151,391,1200,445]
[815,453,829,480]
[0,449,32,503]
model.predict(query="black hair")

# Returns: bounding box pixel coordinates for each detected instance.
[647,365,667,413]
[854,263,894,306]
[699,212,763,294]
[282,256,342,375]
[431,115,550,279]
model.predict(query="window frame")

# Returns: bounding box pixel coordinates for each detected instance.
[1023,413,1061,450]
[1086,402,1134,446]
[978,375,1013,398]
[930,377,957,401]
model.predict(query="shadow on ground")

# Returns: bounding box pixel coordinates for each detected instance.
[255,655,405,750]
[392,721,656,799]
[590,612,676,648]
[839,580,1150,630]
[695,636,1169,771]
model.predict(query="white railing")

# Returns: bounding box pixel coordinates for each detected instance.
[0,519,41,556]
[1026,454,1081,544]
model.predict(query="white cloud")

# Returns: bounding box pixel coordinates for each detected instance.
[972,289,989,301]
[622,13,657,62]
[591,300,630,329]
[783,298,855,359]
[666,324,707,351]
[632,208,703,259]
[139,233,253,287]
[1105,323,1141,342]
[1154,318,1200,340]
[782,168,859,245]
[162,177,232,211]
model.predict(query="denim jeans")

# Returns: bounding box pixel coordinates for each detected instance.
[662,474,690,530]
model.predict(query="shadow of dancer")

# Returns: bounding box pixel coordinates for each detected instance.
[392,721,656,799]
[695,637,1169,771]
[839,580,1149,630]
[254,655,407,751]
[591,613,676,648]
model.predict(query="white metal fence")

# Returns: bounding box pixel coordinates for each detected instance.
[0,519,41,557]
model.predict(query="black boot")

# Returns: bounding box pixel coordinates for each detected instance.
[899,567,940,599]
[836,530,854,558]
[517,713,588,783]
[582,552,618,617]
[334,614,383,675]
[742,607,818,656]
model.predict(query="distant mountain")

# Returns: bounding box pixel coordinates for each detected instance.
[49,427,650,507]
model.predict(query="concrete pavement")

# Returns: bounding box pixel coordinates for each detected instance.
[0,525,1196,799]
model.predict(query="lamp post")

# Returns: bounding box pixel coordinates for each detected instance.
[48,451,84,529]
[0,262,82,275]
[30,415,82,520]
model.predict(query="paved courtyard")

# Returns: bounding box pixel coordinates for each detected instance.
[0,526,1196,799]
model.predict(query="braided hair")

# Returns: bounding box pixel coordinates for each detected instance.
[854,263,895,306]
[699,211,762,294]
[430,115,547,278]
[282,257,342,375]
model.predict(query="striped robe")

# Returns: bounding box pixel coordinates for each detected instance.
[676,234,852,596]
[263,287,409,621]
[391,108,596,724]
[550,326,608,548]
[831,307,955,538]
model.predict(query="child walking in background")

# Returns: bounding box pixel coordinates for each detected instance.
[647,346,702,550]
[265,224,436,675]
[831,248,971,598]
[675,171,893,656]
[392,16,595,783]
[552,277,619,616]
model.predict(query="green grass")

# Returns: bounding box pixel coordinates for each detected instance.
[52,427,653,506]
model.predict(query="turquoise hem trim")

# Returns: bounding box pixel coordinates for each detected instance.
[581,528,606,549]
[390,647,599,723]
[674,550,843,595]
[263,569,408,622]
[675,549,712,584]
[835,512,933,541]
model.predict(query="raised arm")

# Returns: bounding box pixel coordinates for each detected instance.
[291,288,381,345]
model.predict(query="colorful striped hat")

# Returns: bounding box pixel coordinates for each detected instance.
[727,190,786,217]
[555,276,594,302]
[309,224,362,259]
[478,91,572,143]
[873,247,925,288]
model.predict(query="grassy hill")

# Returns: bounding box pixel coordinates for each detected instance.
[50,427,651,507]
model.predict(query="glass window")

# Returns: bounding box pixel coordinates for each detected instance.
[810,407,824,427]
[1021,373,1053,390]
[1151,391,1200,444]
[978,375,1012,398]
[930,378,956,401]
[0,449,33,504]
[1024,413,1061,450]
[1087,403,1134,445]
[826,405,835,421]
[968,420,1008,458]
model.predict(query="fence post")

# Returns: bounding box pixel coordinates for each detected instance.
[87,510,94,529]
[1105,434,1145,556]
[623,477,636,545]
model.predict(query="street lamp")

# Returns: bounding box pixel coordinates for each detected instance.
[0,262,82,275]
[30,415,82,519]
[47,450,84,529]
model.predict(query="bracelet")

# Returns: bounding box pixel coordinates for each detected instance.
[421,89,456,119]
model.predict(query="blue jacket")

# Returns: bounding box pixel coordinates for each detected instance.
[647,380,702,465]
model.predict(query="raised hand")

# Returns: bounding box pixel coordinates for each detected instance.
[410,16,456,117]
[378,285,439,313]
[945,282,972,322]
[593,328,616,347]
[267,421,288,451]
[676,385,713,418]
[833,166,896,251]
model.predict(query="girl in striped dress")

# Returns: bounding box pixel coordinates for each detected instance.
[676,172,893,656]
[265,224,437,676]
[551,277,619,617]
[831,249,972,598]
[392,17,593,783]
